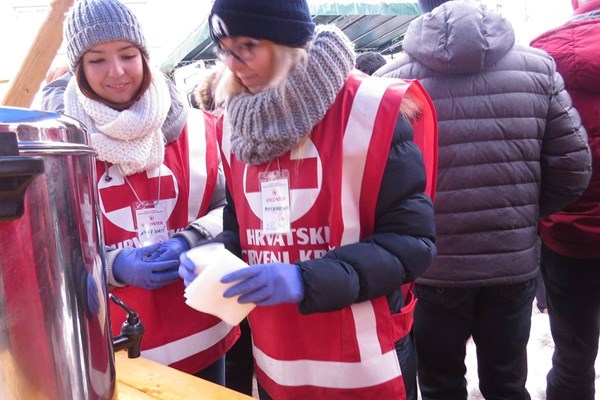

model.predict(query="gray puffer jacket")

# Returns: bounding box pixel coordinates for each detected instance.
[375,0,591,287]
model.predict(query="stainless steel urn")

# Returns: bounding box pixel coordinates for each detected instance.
[0,106,116,399]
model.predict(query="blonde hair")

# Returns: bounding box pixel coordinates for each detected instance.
[214,44,308,105]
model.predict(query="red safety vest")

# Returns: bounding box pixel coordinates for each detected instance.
[218,72,437,399]
[104,110,239,373]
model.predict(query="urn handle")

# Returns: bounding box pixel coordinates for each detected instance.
[0,132,44,221]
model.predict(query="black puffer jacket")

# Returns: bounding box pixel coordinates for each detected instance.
[218,112,437,314]
[376,1,591,287]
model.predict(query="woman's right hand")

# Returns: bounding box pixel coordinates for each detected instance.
[113,243,180,289]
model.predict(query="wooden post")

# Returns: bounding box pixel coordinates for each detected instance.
[1,0,74,108]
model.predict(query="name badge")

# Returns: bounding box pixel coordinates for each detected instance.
[260,170,291,234]
[134,201,168,246]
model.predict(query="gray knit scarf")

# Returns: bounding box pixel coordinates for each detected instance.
[226,25,356,165]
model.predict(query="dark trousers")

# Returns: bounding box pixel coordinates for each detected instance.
[535,271,547,311]
[541,244,600,400]
[225,321,254,395]
[195,355,225,386]
[414,281,536,400]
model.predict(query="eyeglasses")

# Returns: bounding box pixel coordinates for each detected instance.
[214,39,261,64]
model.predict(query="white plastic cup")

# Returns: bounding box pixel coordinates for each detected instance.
[183,243,255,326]
[185,242,227,274]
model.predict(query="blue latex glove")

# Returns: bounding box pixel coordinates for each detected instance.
[178,252,198,287]
[221,263,305,306]
[113,243,180,290]
[145,236,190,261]
[86,273,100,315]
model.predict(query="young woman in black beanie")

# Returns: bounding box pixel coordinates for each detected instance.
[179,0,438,398]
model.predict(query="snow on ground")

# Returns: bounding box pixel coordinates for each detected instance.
[464,305,600,400]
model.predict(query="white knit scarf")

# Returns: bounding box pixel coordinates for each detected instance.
[64,70,171,176]
[226,25,356,165]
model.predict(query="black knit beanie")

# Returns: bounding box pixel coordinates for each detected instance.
[418,0,452,12]
[209,0,315,48]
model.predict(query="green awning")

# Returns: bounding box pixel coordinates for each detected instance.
[160,1,420,74]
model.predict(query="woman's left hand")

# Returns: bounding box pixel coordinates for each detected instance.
[146,236,190,261]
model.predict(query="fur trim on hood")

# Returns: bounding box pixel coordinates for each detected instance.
[191,65,225,112]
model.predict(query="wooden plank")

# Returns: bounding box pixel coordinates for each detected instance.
[0,351,51,400]
[115,351,255,400]
[1,0,74,108]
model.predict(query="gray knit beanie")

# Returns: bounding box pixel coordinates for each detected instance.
[64,0,149,70]
[355,51,387,75]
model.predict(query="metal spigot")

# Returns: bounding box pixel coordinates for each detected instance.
[109,293,145,358]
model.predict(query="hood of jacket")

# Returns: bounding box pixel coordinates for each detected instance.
[403,0,515,74]
[531,2,600,94]
[573,0,600,15]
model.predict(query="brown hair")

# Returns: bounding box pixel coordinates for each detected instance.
[75,52,152,110]
[399,92,423,124]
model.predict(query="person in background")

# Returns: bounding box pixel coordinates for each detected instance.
[45,63,70,86]
[179,0,438,398]
[42,0,239,385]
[42,65,71,114]
[530,0,600,398]
[535,271,548,313]
[190,65,224,113]
[355,51,387,76]
[375,0,592,399]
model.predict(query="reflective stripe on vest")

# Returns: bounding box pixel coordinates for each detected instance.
[141,320,234,365]
[186,108,211,221]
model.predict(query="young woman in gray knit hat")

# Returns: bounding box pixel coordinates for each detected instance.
[41,0,240,385]
[177,0,439,399]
